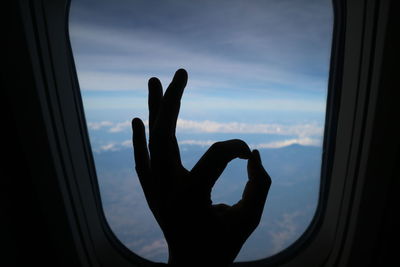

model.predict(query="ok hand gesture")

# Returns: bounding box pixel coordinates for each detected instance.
[132,69,271,266]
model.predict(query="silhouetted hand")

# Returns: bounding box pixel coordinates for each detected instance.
[132,69,271,266]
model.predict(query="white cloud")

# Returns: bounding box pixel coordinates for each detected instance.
[109,121,132,133]
[176,119,323,137]
[95,136,321,154]
[88,119,323,136]
[87,121,113,130]
[253,137,321,149]
[178,137,321,150]
[99,143,119,152]
[90,119,323,152]
[179,139,216,147]
[95,140,132,153]
[121,140,133,147]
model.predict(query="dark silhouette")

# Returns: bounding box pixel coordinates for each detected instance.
[132,69,271,266]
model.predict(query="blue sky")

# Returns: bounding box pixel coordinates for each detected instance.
[69,0,333,262]
[69,0,332,128]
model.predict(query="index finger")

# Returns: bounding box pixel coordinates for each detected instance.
[190,139,252,191]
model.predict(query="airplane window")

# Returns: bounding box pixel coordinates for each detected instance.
[69,0,333,262]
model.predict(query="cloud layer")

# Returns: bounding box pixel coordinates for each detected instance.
[88,119,323,152]
[89,119,323,136]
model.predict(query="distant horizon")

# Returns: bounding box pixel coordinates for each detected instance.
[86,117,324,153]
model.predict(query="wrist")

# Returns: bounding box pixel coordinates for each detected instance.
[167,245,232,267]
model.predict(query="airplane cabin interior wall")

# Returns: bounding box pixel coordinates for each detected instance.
[2,0,399,266]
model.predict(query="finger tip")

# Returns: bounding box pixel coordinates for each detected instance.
[175,68,188,81]
[148,76,158,82]
[148,77,161,88]
[235,139,251,158]
[248,150,262,167]
[252,149,261,158]
[131,117,142,129]
[176,68,187,75]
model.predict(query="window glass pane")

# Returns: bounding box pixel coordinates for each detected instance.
[69,0,333,262]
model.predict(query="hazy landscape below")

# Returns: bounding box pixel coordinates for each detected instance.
[93,143,322,262]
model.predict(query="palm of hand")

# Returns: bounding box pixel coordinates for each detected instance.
[132,69,271,266]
